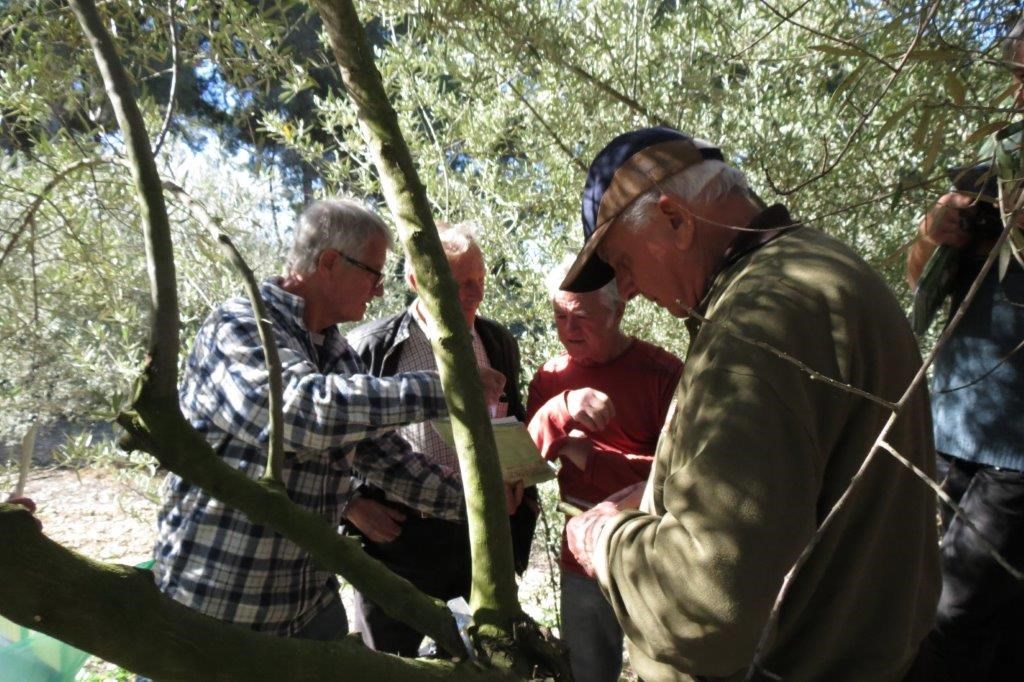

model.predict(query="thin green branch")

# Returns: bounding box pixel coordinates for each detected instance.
[161,180,285,484]
[69,0,179,402]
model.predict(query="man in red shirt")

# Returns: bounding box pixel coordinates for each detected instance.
[527,257,682,682]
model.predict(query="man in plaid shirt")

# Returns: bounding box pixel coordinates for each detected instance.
[152,199,507,640]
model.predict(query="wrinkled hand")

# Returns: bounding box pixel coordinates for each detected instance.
[565,388,615,432]
[566,501,620,578]
[919,192,974,249]
[556,435,593,471]
[345,497,406,543]
[504,479,524,514]
[478,366,507,407]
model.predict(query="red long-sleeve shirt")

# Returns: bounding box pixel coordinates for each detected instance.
[526,339,683,575]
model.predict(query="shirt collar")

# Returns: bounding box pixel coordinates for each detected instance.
[719,203,800,270]
[695,203,801,317]
[260,277,341,344]
[410,298,478,342]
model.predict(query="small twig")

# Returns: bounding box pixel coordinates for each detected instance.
[536,501,564,632]
[727,0,815,62]
[0,158,111,271]
[506,80,587,173]
[161,181,285,484]
[747,146,1023,678]
[758,0,897,74]
[556,502,583,518]
[14,422,38,498]
[937,337,1024,394]
[152,0,179,157]
[772,0,941,196]
[877,441,1023,580]
[684,307,899,410]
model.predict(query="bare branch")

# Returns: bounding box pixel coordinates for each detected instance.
[152,0,180,157]
[70,0,180,402]
[748,144,1024,678]
[877,441,1024,580]
[757,0,897,74]
[683,307,899,410]
[0,158,112,271]
[771,0,941,196]
[161,181,285,484]
[506,80,588,173]
[728,0,815,62]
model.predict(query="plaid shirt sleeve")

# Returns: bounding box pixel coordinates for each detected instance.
[349,432,467,522]
[198,306,449,455]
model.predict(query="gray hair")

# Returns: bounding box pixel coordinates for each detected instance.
[618,159,749,233]
[404,221,484,277]
[546,254,620,312]
[287,199,393,276]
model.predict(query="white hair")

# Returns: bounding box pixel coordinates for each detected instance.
[286,199,393,276]
[404,221,483,280]
[545,254,619,312]
[618,160,749,233]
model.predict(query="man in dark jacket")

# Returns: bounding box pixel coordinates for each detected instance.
[346,222,538,657]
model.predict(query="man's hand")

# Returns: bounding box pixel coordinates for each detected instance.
[479,366,507,407]
[504,479,524,514]
[345,497,406,543]
[555,434,593,471]
[6,496,36,514]
[919,192,975,249]
[566,500,620,578]
[4,495,41,530]
[565,388,615,432]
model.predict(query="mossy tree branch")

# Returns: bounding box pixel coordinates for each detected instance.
[69,0,179,404]
[0,504,513,682]
[29,0,473,667]
[311,0,520,630]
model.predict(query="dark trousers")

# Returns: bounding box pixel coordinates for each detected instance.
[351,515,474,656]
[350,488,538,657]
[909,457,1024,681]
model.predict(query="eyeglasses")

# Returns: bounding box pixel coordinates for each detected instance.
[335,250,385,288]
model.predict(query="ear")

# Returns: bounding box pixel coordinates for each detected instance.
[317,249,338,272]
[657,194,695,252]
[406,271,419,292]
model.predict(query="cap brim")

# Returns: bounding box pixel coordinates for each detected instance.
[559,219,616,292]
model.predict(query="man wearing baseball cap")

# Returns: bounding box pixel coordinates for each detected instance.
[562,127,940,680]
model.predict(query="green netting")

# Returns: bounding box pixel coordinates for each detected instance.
[0,560,154,681]
[0,616,90,682]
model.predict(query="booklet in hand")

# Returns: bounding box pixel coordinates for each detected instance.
[431,417,556,487]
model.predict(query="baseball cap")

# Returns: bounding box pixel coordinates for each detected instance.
[560,127,723,292]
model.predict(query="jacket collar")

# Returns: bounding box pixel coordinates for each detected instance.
[690,204,801,327]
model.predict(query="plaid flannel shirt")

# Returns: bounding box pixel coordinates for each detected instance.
[153,280,465,636]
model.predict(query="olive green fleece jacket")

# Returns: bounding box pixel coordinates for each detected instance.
[594,224,940,681]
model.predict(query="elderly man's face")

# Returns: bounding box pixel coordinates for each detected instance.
[597,201,704,318]
[552,289,622,365]
[448,244,486,327]
[324,234,387,325]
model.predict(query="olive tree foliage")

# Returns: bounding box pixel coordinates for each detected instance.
[264,0,1016,372]
[0,0,307,443]
[2,0,1014,442]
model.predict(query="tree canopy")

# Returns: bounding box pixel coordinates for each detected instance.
[1,0,1016,441]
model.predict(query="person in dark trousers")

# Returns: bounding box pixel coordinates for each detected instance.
[906,17,1024,681]
[346,222,537,657]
